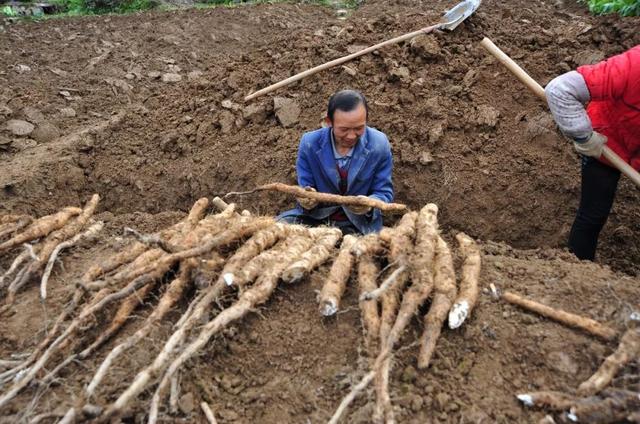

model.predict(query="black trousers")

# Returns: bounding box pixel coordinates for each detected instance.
[569,157,621,261]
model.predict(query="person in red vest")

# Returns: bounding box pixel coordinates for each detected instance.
[545,45,640,261]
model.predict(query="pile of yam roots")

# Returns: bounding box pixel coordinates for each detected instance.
[0,195,637,424]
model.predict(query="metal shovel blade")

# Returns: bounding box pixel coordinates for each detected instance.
[440,0,481,31]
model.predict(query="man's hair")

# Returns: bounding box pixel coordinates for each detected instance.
[327,90,368,122]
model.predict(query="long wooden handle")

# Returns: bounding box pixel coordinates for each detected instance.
[480,37,640,188]
[245,24,441,102]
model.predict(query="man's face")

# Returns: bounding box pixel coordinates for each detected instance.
[326,103,367,150]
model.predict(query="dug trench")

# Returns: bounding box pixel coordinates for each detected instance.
[0,0,639,423]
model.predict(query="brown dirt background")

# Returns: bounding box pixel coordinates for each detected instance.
[1,0,639,422]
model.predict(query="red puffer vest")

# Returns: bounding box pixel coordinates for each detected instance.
[578,45,640,170]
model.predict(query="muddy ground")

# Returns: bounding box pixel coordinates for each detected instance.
[0,0,639,422]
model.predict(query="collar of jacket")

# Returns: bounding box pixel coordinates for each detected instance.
[315,126,371,193]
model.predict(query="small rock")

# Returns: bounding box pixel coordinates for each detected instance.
[177,392,195,415]
[547,351,578,375]
[434,392,450,412]
[218,408,239,421]
[573,50,605,66]
[218,110,235,134]
[221,99,241,111]
[31,122,60,143]
[0,136,11,150]
[273,97,300,128]
[388,66,410,82]
[342,65,357,77]
[462,69,478,88]
[6,119,34,136]
[22,107,46,124]
[400,365,417,383]
[474,105,500,128]
[428,123,444,143]
[0,105,12,117]
[243,103,267,124]
[147,71,162,79]
[11,138,37,150]
[59,107,76,117]
[446,401,460,413]
[124,72,136,80]
[410,394,424,412]
[157,130,180,152]
[187,70,203,80]
[161,73,182,83]
[410,36,441,61]
[419,151,434,165]
[525,113,555,139]
[14,64,31,73]
[446,85,463,96]
[463,407,491,423]
[59,90,71,98]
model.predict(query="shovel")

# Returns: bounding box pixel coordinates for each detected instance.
[245,0,481,101]
[480,37,640,188]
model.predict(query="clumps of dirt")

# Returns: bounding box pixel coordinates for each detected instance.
[0,200,638,423]
[0,0,639,422]
[1,0,639,274]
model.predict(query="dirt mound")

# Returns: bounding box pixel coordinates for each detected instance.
[0,0,639,422]
[1,0,639,274]
[0,201,638,423]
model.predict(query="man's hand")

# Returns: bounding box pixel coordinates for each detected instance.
[574,131,606,158]
[347,195,372,215]
[297,186,319,210]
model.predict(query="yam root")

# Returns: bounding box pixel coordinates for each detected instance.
[374,212,418,423]
[501,291,617,342]
[116,234,315,424]
[351,233,385,258]
[570,389,640,424]
[388,204,438,349]
[0,215,33,240]
[201,401,219,424]
[418,235,457,369]
[448,232,481,329]
[78,278,157,360]
[0,219,272,409]
[578,327,640,395]
[357,253,382,356]
[0,206,82,254]
[516,391,578,410]
[224,183,407,213]
[281,227,342,283]
[86,261,196,397]
[360,265,407,302]
[220,223,290,286]
[7,195,100,298]
[40,221,104,300]
[318,235,358,316]
[231,234,311,288]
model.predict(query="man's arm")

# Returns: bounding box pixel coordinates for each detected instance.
[296,135,316,189]
[295,135,319,210]
[368,141,394,203]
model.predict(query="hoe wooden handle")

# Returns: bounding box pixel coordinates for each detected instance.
[245,24,441,102]
[480,37,640,188]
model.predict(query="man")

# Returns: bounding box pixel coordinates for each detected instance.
[545,45,640,261]
[278,90,394,235]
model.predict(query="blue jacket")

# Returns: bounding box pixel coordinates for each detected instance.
[278,126,394,234]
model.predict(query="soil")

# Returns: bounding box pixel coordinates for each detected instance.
[0,0,639,423]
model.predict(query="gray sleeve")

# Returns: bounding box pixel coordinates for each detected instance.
[544,71,592,141]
